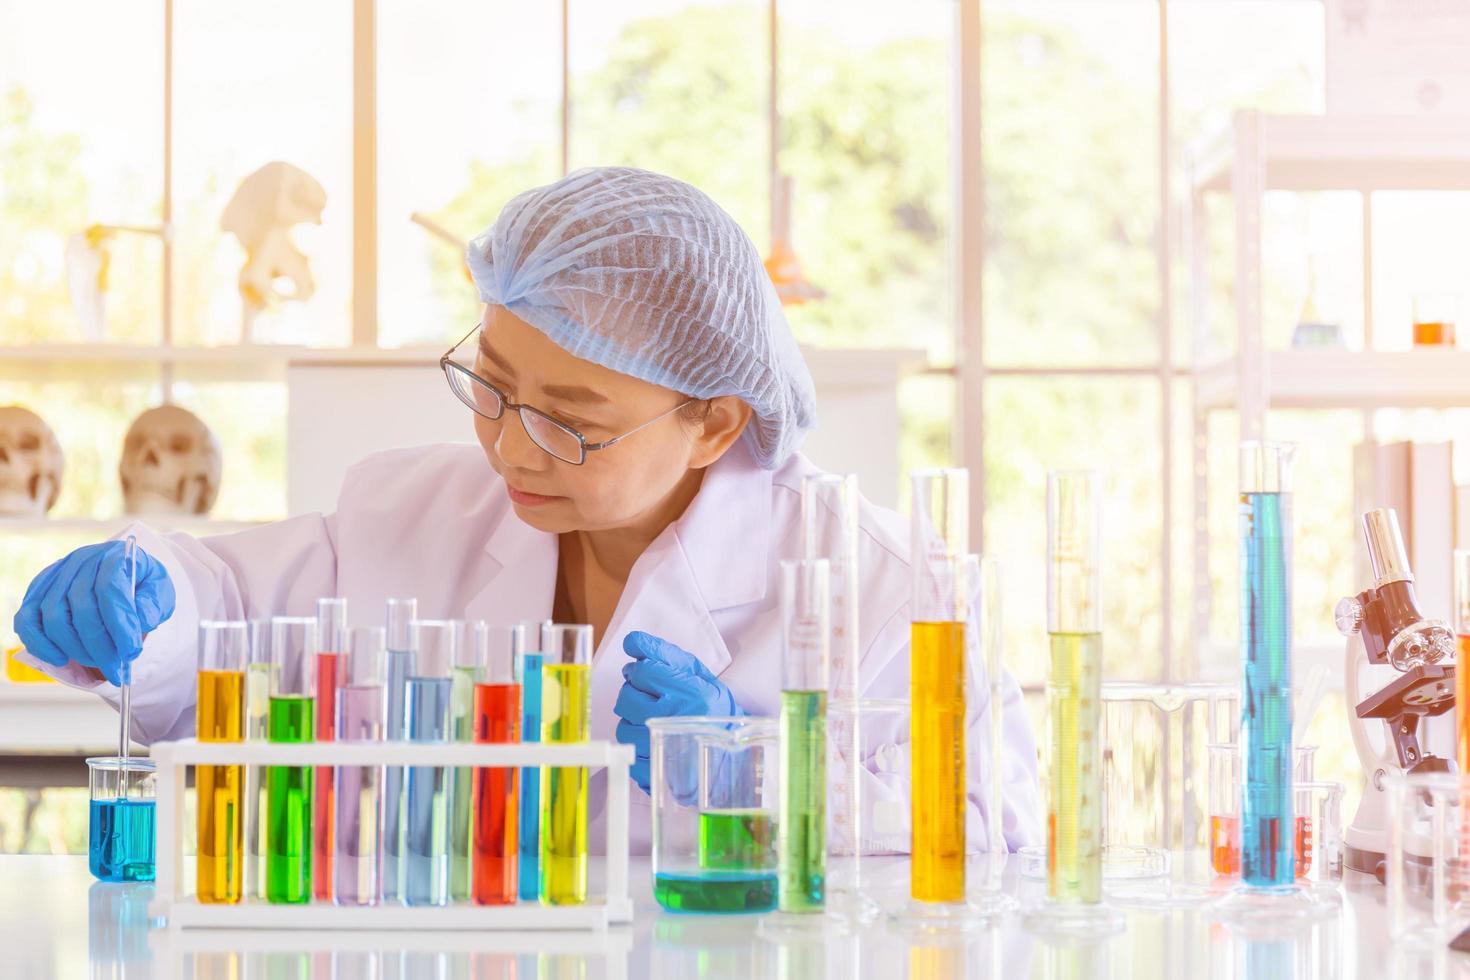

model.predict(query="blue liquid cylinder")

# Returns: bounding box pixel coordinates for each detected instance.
[1240,483,1293,887]
[519,652,544,900]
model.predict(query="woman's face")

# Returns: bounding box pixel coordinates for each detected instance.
[470,304,741,535]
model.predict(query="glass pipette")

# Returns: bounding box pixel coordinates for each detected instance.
[117,535,137,790]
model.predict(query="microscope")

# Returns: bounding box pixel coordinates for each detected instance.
[1335,508,1457,878]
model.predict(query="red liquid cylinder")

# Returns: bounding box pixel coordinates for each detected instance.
[472,682,521,905]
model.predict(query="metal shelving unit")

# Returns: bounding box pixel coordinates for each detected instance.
[1185,109,1470,677]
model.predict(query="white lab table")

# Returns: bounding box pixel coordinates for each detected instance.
[0,853,1444,979]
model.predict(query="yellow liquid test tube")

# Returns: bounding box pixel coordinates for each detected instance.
[908,467,970,904]
[540,624,593,906]
[197,621,249,904]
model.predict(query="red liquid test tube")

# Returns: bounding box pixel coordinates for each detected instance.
[313,597,347,902]
[472,681,521,905]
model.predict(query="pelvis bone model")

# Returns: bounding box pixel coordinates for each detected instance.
[0,406,64,517]
[119,405,222,516]
[220,161,327,341]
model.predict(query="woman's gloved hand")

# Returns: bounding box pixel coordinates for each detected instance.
[613,630,744,793]
[14,540,176,686]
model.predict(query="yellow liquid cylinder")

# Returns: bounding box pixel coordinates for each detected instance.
[540,662,591,906]
[198,669,245,904]
[1047,631,1103,903]
[910,621,966,902]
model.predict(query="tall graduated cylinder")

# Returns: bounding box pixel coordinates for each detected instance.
[909,467,969,903]
[779,557,831,913]
[1047,470,1104,904]
[1239,442,1296,888]
[196,620,248,904]
[541,623,593,906]
[404,619,458,907]
[334,626,387,906]
[472,624,525,905]
[382,597,418,902]
[313,597,348,902]
[267,616,317,904]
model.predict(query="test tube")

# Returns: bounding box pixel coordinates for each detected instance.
[404,619,458,907]
[244,619,272,900]
[779,558,831,914]
[196,620,248,904]
[266,616,317,904]
[909,467,969,904]
[518,619,550,901]
[473,624,526,905]
[1045,470,1104,904]
[1239,442,1295,888]
[540,623,593,906]
[313,597,347,902]
[449,621,487,902]
[1455,551,1470,772]
[382,597,418,902]
[334,626,387,906]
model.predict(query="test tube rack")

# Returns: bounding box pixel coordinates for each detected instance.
[148,738,634,930]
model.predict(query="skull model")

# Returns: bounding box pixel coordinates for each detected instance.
[119,405,222,516]
[0,406,63,516]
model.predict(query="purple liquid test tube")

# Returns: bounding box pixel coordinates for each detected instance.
[334,626,388,905]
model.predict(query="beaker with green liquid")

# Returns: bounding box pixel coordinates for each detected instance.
[649,716,780,914]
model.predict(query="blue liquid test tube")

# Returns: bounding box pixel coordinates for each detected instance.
[1239,442,1295,888]
[404,619,458,906]
[518,629,546,902]
[382,598,418,902]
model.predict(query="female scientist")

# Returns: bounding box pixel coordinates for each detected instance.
[15,167,1039,853]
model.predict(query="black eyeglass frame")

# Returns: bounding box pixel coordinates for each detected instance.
[440,322,697,465]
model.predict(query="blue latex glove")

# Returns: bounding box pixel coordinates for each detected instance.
[613,630,743,793]
[14,540,176,686]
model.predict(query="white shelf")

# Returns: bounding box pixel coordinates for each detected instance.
[1196,349,1470,412]
[1191,113,1470,193]
[0,516,274,534]
[0,343,445,383]
[0,680,125,754]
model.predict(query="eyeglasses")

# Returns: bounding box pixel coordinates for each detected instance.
[440,323,697,465]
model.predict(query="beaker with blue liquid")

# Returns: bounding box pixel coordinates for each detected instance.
[649,716,779,914]
[88,756,157,882]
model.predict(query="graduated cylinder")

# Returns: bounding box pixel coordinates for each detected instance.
[1046,470,1104,904]
[196,620,247,904]
[779,557,830,914]
[909,467,969,903]
[1238,442,1295,888]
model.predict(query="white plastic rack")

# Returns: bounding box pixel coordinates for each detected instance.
[149,738,634,930]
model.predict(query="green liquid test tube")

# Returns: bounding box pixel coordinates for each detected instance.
[778,559,830,913]
[266,616,316,905]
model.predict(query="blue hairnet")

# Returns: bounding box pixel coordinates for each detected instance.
[465,167,816,469]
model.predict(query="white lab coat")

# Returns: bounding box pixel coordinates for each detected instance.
[29,440,1041,854]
